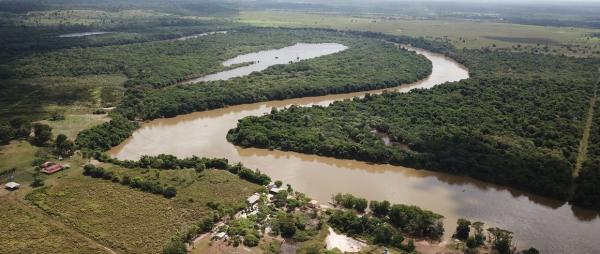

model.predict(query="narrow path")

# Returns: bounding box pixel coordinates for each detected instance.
[5,195,118,254]
[574,73,599,178]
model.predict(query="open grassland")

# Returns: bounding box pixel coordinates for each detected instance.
[26,166,259,253]
[0,141,39,183]
[40,114,110,140]
[0,196,108,254]
[237,11,600,57]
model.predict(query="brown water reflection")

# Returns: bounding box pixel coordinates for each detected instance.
[109,47,600,253]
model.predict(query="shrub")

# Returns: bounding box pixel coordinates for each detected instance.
[274,180,283,187]
[102,171,114,180]
[194,163,206,173]
[32,123,52,146]
[278,216,297,238]
[370,200,390,217]
[163,187,177,198]
[162,239,186,254]
[121,175,131,185]
[31,176,44,187]
[83,164,96,176]
[243,234,259,247]
[455,218,471,240]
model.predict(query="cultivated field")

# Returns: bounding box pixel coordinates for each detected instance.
[0,196,108,254]
[26,166,259,253]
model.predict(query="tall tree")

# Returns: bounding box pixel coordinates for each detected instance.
[32,123,52,146]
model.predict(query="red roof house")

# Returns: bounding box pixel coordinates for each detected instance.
[41,161,54,168]
[41,164,63,174]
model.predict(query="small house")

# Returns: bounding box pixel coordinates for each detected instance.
[41,164,63,174]
[269,187,283,194]
[41,161,54,168]
[308,199,319,208]
[213,232,227,240]
[5,182,20,190]
[246,193,261,206]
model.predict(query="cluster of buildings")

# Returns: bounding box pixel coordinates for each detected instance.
[3,161,71,191]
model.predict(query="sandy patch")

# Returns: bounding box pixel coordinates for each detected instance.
[325,227,365,253]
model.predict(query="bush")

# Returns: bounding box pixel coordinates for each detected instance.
[373,224,394,244]
[83,164,96,176]
[278,216,297,238]
[32,123,52,146]
[243,234,259,247]
[199,217,214,232]
[31,176,44,187]
[121,175,131,185]
[194,163,206,173]
[102,171,114,180]
[402,239,415,252]
[162,239,186,254]
[292,230,311,242]
[369,200,390,217]
[455,218,471,240]
[163,187,177,198]
[354,198,368,213]
[390,233,404,248]
[274,180,283,187]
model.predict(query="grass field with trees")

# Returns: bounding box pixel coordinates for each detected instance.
[26,165,259,253]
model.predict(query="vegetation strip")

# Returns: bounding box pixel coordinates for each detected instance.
[574,75,599,178]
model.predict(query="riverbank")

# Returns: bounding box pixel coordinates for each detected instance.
[188,187,521,254]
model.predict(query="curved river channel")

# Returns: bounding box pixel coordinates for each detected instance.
[109,45,600,253]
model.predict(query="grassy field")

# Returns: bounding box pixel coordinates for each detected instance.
[26,165,259,253]
[0,141,40,183]
[0,196,109,254]
[236,11,600,57]
[40,114,110,140]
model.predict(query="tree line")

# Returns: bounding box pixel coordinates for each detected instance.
[92,153,272,186]
[83,164,177,198]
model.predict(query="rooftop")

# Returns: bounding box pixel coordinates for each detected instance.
[5,182,20,189]
[247,193,261,204]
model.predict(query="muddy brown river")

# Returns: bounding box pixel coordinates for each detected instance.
[109,46,600,253]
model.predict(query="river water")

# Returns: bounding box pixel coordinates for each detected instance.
[58,31,111,38]
[108,45,600,253]
[176,31,229,41]
[183,42,347,84]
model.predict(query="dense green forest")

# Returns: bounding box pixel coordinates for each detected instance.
[228,47,600,200]
[5,28,323,86]
[117,32,431,119]
[5,28,433,121]
[0,19,239,61]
